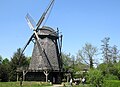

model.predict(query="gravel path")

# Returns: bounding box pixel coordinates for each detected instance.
[52,84,63,87]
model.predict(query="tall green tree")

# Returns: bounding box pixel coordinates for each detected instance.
[0,56,10,82]
[10,48,28,81]
[77,43,98,69]
[1,58,10,82]
[101,37,119,75]
[111,45,119,63]
[62,52,73,71]
[101,37,112,63]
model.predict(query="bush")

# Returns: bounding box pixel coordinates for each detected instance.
[87,69,104,87]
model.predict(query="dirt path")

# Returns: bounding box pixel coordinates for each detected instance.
[52,84,63,87]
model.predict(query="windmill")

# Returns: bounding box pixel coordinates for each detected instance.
[19,0,63,83]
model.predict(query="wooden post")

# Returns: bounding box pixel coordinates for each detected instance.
[44,71,49,82]
[67,75,69,83]
[23,70,28,81]
[17,73,19,82]
[20,77,23,87]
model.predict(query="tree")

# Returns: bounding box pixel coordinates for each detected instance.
[0,57,10,82]
[62,52,73,71]
[111,45,119,63]
[2,58,10,82]
[10,48,28,81]
[2,58,9,65]
[112,61,120,80]
[0,55,3,64]
[0,55,3,81]
[97,61,120,80]
[101,37,112,63]
[77,43,98,69]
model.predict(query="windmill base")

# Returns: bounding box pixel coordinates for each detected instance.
[25,71,63,84]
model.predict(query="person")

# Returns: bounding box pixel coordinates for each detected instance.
[70,78,73,86]
[82,77,85,85]
[74,81,77,85]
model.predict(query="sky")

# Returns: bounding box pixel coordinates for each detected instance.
[0,0,120,59]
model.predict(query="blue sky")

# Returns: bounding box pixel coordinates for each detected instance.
[0,0,120,59]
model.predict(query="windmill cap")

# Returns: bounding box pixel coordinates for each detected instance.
[38,26,58,36]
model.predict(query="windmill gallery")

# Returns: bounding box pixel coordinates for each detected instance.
[17,0,65,84]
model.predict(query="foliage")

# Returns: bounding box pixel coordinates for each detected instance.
[97,63,108,76]
[0,48,31,81]
[62,52,74,71]
[103,80,120,87]
[73,63,87,78]
[9,48,29,81]
[98,62,120,80]
[101,37,119,64]
[111,62,120,79]
[0,57,10,82]
[10,48,29,68]
[0,64,9,82]
[87,69,104,87]
[111,45,119,63]
[0,55,3,64]
[61,52,89,79]
[101,37,112,63]
[76,43,98,69]
[104,74,118,80]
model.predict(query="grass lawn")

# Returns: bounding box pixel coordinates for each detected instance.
[0,81,52,87]
[0,81,90,87]
[2,80,120,87]
[63,80,120,87]
[62,82,90,87]
[73,84,89,87]
[103,80,120,87]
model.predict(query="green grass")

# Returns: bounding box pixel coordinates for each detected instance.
[1,80,120,87]
[0,82,90,87]
[73,84,89,87]
[0,81,52,87]
[62,82,90,87]
[103,80,120,87]
[62,80,120,87]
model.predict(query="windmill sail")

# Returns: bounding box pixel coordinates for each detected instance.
[20,0,56,67]
[36,0,54,29]
[21,34,34,54]
[26,13,36,30]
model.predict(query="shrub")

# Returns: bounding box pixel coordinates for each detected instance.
[87,69,104,87]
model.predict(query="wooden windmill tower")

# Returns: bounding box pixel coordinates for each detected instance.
[20,0,63,83]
